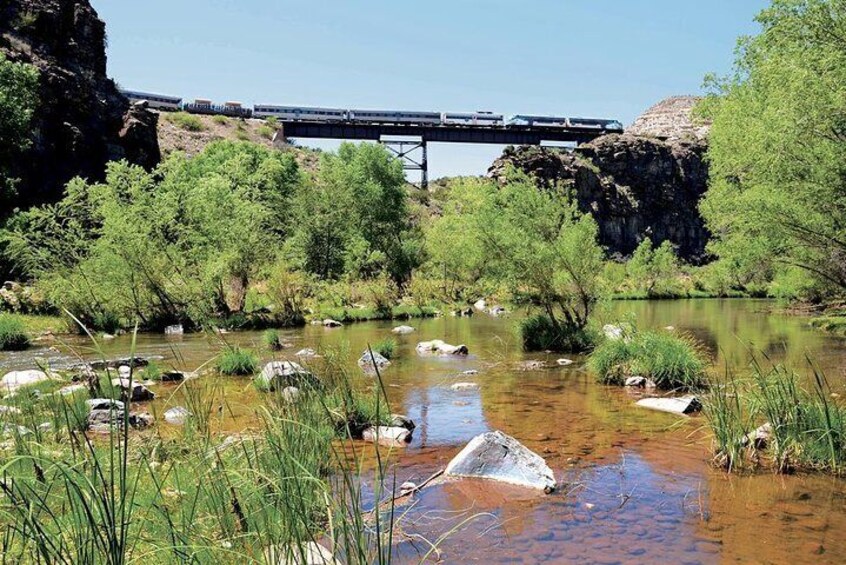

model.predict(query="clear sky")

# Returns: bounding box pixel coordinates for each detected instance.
[91,0,768,178]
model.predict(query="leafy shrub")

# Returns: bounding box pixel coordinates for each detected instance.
[217,346,258,375]
[211,114,228,126]
[166,112,204,132]
[257,125,274,139]
[265,261,309,326]
[372,338,396,360]
[519,314,594,353]
[588,328,706,390]
[0,313,29,350]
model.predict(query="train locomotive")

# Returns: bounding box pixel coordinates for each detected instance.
[120,89,623,133]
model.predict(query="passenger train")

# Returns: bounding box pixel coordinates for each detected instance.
[120,89,624,132]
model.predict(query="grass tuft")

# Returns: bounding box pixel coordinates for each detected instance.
[0,313,30,350]
[518,314,594,353]
[216,346,259,375]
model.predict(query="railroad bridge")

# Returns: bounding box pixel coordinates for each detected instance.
[277,121,608,188]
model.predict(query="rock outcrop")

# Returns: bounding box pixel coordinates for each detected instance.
[488,97,711,263]
[0,0,160,210]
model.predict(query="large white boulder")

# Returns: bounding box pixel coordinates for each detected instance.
[362,426,412,447]
[164,406,191,425]
[473,299,487,311]
[636,396,702,415]
[1,370,55,393]
[392,325,415,335]
[416,340,468,356]
[445,431,556,492]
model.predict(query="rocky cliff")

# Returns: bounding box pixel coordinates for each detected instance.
[488,98,710,262]
[0,0,160,210]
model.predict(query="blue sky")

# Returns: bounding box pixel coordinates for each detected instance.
[91,0,768,178]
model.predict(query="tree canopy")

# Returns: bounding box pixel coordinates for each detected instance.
[0,54,39,215]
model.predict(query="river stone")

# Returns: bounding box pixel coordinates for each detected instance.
[358,350,390,370]
[265,541,338,565]
[164,324,184,335]
[636,396,702,415]
[111,378,156,402]
[473,299,487,311]
[392,325,415,334]
[87,398,125,411]
[450,382,479,391]
[322,319,343,328]
[416,340,469,356]
[295,348,318,358]
[79,357,152,371]
[557,358,574,366]
[256,361,313,391]
[118,365,132,379]
[488,306,507,316]
[1,370,55,393]
[160,370,185,382]
[745,422,773,449]
[164,406,191,425]
[362,426,412,447]
[445,430,556,492]
[624,376,657,388]
[389,414,416,431]
[518,360,546,371]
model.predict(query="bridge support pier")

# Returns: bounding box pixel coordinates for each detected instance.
[380,138,428,189]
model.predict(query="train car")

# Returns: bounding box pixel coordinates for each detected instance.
[348,109,441,125]
[506,115,570,128]
[184,99,251,118]
[568,117,624,132]
[119,89,182,111]
[441,111,504,127]
[253,105,347,122]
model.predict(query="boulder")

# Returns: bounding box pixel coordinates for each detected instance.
[636,396,702,415]
[556,358,574,366]
[1,370,56,393]
[164,324,184,335]
[164,406,191,425]
[362,426,413,447]
[264,542,338,565]
[358,350,391,371]
[76,357,152,371]
[160,371,185,382]
[389,414,416,431]
[416,340,469,356]
[399,481,418,496]
[118,365,132,379]
[111,378,156,402]
[745,422,773,449]
[392,325,415,335]
[256,361,314,391]
[450,382,479,391]
[445,430,556,492]
[624,376,656,388]
[295,348,318,358]
[488,306,507,316]
[473,299,487,311]
[129,412,154,428]
[322,319,343,328]
[87,398,125,411]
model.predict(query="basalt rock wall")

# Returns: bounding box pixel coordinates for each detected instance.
[0,0,160,211]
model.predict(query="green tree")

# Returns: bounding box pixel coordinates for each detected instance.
[700,0,846,298]
[626,238,681,296]
[0,54,39,213]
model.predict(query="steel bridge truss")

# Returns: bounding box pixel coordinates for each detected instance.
[380,139,428,188]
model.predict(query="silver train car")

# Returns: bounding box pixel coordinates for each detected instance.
[120,89,182,111]
[569,117,624,132]
[348,109,441,125]
[507,114,623,132]
[441,111,504,126]
[253,105,347,122]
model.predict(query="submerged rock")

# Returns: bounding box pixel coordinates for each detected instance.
[392,325,415,335]
[389,414,416,431]
[111,378,156,402]
[362,426,412,447]
[160,370,185,382]
[518,360,546,371]
[445,430,556,492]
[556,358,574,366]
[636,396,702,415]
[416,340,469,356]
[450,382,479,391]
[322,319,343,328]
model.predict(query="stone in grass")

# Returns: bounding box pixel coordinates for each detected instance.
[295,348,319,358]
[264,541,339,565]
[358,350,391,371]
[164,406,191,425]
[636,396,702,415]
[1,370,56,393]
[255,361,314,392]
[362,426,413,447]
[392,325,415,335]
[445,430,556,492]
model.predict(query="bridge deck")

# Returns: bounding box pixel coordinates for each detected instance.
[280,121,608,144]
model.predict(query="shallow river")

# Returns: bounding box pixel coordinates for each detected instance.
[4,299,846,564]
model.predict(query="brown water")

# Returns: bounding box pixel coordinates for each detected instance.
[4,299,846,564]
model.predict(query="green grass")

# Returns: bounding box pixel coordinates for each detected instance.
[211,114,229,125]
[588,327,707,390]
[518,314,595,353]
[216,346,259,375]
[0,313,30,350]
[372,338,397,360]
[704,357,846,475]
[257,124,275,139]
[16,314,70,336]
[166,111,204,132]
[263,328,284,350]
[810,315,846,335]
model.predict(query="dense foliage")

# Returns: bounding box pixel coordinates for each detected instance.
[0,312,30,350]
[700,0,846,301]
[0,54,39,217]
